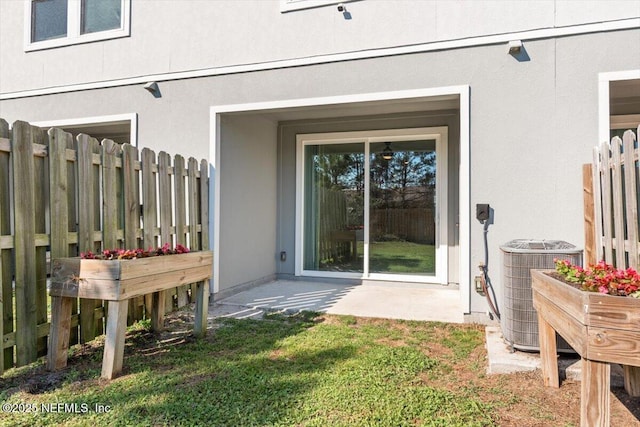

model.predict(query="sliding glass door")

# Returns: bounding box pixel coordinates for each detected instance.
[296,128,448,284]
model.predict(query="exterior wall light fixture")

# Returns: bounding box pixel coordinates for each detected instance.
[508,40,523,55]
[143,81,160,97]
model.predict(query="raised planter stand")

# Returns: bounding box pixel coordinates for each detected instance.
[47,251,213,379]
[531,269,640,427]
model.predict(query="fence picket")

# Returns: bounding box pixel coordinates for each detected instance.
[200,159,210,251]
[622,129,639,269]
[122,144,144,323]
[600,140,614,263]
[48,128,79,345]
[174,155,188,307]
[0,119,10,372]
[610,136,626,268]
[12,121,38,366]
[102,139,121,249]
[77,134,101,342]
[142,148,159,322]
[158,152,175,313]
[33,126,48,357]
[188,157,199,250]
[592,147,604,262]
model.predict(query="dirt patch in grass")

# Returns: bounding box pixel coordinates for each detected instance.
[301,315,640,426]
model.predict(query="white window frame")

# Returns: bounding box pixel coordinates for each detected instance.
[295,127,448,285]
[598,70,640,144]
[280,0,356,13]
[31,113,138,147]
[24,0,131,52]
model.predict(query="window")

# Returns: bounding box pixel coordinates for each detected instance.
[26,0,130,51]
[81,0,123,35]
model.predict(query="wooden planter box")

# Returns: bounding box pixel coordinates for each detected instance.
[531,269,640,426]
[47,251,213,379]
[50,251,213,301]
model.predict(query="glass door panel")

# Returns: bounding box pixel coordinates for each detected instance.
[369,140,436,275]
[303,143,364,273]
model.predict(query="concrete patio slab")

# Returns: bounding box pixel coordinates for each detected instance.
[216,280,464,323]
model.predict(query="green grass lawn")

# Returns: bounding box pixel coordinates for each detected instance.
[0,313,495,427]
[323,241,435,274]
[369,241,435,274]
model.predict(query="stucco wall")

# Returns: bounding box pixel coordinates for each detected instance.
[1,1,638,93]
[1,29,639,314]
[218,115,279,290]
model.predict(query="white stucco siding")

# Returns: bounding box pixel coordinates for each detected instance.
[0,29,639,311]
[218,115,279,290]
[1,1,638,94]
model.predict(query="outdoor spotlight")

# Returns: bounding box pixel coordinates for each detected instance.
[508,40,522,55]
[337,3,345,12]
[143,81,160,96]
[382,142,393,160]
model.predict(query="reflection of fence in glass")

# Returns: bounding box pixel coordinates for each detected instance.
[370,208,435,244]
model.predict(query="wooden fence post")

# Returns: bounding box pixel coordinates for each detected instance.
[12,121,38,366]
[583,164,596,266]
[0,119,11,372]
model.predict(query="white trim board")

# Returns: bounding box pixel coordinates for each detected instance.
[31,113,138,147]
[3,18,638,100]
[210,86,471,313]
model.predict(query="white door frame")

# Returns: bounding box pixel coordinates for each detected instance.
[295,127,448,284]
[210,85,470,313]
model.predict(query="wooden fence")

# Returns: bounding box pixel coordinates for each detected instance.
[583,125,640,397]
[0,119,209,374]
[586,126,640,269]
[370,208,435,244]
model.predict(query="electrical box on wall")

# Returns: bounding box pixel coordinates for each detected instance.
[476,204,490,222]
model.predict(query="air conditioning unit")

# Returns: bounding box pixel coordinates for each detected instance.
[501,239,582,352]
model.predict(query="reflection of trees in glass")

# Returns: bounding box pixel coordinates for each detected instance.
[371,151,436,209]
[312,153,364,191]
[309,147,436,232]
